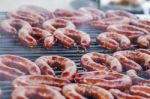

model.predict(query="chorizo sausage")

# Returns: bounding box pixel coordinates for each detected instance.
[75,71,132,90]
[43,18,75,33]
[96,32,132,51]
[62,84,114,99]
[113,50,150,71]
[91,16,130,30]
[130,85,150,98]
[54,28,91,49]
[81,52,122,72]
[1,18,32,34]
[54,9,93,25]
[126,69,150,85]
[0,54,40,81]
[136,49,150,55]
[106,10,138,19]
[110,89,146,99]
[8,9,44,25]
[137,34,150,48]
[107,24,149,41]
[131,20,150,32]
[35,55,77,81]
[19,27,55,48]
[12,75,70,88]
[11,85,66,99]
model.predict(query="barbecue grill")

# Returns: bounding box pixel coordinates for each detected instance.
[0,10,148,98]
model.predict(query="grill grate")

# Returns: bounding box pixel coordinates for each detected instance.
[0,12,135,98]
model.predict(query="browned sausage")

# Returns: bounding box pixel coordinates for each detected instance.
[110,89,146,99]
[54,9,93,25]
[62,84,114,99]
[1,18,32,34]
[54,28,91,49]
[8,9,44,25]
[81,52,122,72]
[137,34,150,48]
[96,32,132,51]
[126,69,150,85]
[106,10,138,19]
[107,24,149,41]
[75,71,132,90]
[12,75,70,88]
[19,27,55,48]
[130,85,150,98]
[35,55,77,81]
[43,18,75,33]
[0,54,40,81]
[91,16,130,30]
[11,85,66,99]
[114,50,150,71]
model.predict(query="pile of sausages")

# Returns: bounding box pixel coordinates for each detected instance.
[0,49,149,98]
[1,5,150,99]
[2,5,150,51]
[92,10,150,51]
[1,5,92,50]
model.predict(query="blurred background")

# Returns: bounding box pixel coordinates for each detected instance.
[0,0,150,15]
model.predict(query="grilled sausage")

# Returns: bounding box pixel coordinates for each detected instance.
[0,54,40,81]
[81,52,122,72]
[75,71,132,90]
[62,84,114,99]
[35,55,77,81]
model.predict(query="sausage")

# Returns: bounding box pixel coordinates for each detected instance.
[63,28,91,50]
[96,32,132,51]
[80,52,122,72]
[136,49,150,76]
[135,49,150,76]
[131,20,150,32]
[91,16,130,30]
[53,28,75,48]
[53,28,91,49]
[106,10,138,19]
[1,18,32,34]
[11,85,66,99]
[43,18,75,33]
[54,9,93,25]
[110,89,146,99]
[19,5,54,20]
[75,71,132,90]
[35,55,77,81]
[0,54,40,81]
[126,69,150,85]
[78,7,105,20]
[113,51,142,71]
[8,9,44,25]
[113,50,150,71]
[107,24,149,41]
[137,34,150,48]
[12,75,70,88]
[136,49,150,55]
[130,85,150,98]
[19,27,55,48]
[62,84,114,99]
